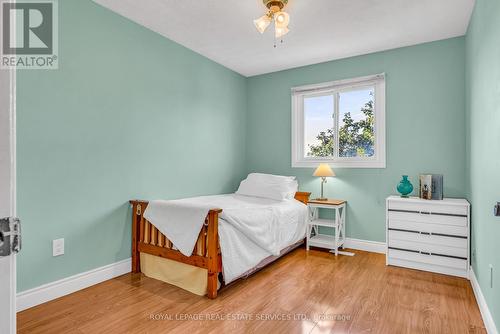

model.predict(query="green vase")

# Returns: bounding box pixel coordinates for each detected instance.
[397,175,413,198]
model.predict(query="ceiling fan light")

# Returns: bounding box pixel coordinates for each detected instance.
[254,15,272,34]
[274,11,289,28]
[275,25,289,38]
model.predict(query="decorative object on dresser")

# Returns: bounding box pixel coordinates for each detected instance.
[431,174,443,200]
[307,199,353,256]
[419,174,433,199]
[396,175,413,197]
[312,164,335,201]
[386,196,470,278]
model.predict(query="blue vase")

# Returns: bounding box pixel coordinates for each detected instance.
[397,175,413,198]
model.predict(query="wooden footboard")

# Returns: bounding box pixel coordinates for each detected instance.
[129,191,310,299]
[129,200,222,299]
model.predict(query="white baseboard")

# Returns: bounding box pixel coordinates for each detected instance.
[344,237,386,254]
[469,268,498,334]
[17,258,131,312]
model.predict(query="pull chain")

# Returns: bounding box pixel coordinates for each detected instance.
[274,24,277,48]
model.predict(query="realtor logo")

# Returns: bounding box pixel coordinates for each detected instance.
[1,0,58,69]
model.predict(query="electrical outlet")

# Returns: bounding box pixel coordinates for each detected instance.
[52,238,64,257]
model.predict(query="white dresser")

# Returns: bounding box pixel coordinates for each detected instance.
[386,196,470,278]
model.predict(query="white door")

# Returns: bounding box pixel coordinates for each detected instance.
[0,66,17,332]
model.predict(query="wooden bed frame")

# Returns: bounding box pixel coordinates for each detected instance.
[129,191,310,299]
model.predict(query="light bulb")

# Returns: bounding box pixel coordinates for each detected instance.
[275,26,289,39]
[274,11,290,28]
[253,15,272,34]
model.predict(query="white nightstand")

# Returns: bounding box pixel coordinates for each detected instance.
[307,199,353,256]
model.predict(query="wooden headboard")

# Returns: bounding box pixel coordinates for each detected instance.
[294,191,311,204]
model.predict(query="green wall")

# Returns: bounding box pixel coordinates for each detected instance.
[16,0,247,291]
[466,0,500,328]
[246,38,467,242]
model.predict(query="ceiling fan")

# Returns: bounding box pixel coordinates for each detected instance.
[253,0,290,41]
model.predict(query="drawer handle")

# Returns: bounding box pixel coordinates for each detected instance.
[388,209,467,218]
[389,228,432,236]
[389,228,419,234]
[389,228,467,240]
[432,232,467,239]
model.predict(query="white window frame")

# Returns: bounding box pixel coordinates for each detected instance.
[291,73,386,168]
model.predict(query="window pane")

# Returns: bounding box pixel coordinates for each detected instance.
[304,95,334,157]
[338,88,375,158]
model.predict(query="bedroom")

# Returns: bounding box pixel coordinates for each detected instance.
[0,0,498,333]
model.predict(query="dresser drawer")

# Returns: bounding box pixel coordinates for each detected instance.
[387,252,469,278]
[388,249,468,271]
[388,230,467,258]
[388,211,467,227]
[388,199,468,216]
[388,216,468,237]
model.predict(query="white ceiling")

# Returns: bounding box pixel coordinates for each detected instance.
[94,0,475,77]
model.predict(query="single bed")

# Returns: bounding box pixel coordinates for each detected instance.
[130,188,310,299]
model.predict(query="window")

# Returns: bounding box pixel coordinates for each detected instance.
[292,74,386,168]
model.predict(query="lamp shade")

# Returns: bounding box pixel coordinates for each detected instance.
[275,26,289,38]
[274,11,290,28]
[254,15,272,34]
[313,164,335,177]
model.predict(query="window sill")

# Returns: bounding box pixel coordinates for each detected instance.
[292,159,386,169]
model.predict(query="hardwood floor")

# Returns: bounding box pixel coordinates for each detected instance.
[17,249,486,334]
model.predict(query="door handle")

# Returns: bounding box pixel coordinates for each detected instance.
[0,217,21,256]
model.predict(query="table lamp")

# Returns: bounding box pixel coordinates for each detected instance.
[313,163,335,201]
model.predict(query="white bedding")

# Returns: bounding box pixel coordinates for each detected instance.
[143,194,309,283]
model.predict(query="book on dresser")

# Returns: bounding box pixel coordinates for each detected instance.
[386,196,470,278]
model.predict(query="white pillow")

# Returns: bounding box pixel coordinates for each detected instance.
[285,180,299,199]
[236,174,299,201]
[247,173,296,184]
[236,179,288,201]
[248,173,298,199]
